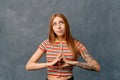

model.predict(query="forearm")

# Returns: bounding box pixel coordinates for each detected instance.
[75,61,100,72]
[25,62,50,70]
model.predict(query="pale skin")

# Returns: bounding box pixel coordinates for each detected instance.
[25,16,100,80]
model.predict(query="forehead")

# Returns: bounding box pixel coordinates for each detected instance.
[53,16,64,23]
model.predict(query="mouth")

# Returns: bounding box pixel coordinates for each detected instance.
[57,30,63,33]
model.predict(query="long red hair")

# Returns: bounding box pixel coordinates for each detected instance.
[48,13,78,60]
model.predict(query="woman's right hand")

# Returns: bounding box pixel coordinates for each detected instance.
[48,53,63,66]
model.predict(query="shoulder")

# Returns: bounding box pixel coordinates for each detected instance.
[38,38,50,46]
[73,38,86,49]
[73,38,82,45]
[41,38,50,44]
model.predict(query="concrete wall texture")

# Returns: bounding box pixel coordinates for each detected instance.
[0,0,120,80]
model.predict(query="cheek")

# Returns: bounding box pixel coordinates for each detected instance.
[52,26,56,32]
[61,25,65,30]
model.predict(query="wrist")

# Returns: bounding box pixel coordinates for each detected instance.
[67,61,78,66]
[46,62,52,67]
[73,61,79,66]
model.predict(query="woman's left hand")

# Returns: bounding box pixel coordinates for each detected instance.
[62,55,78,66]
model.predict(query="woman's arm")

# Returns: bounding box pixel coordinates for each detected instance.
[25,48,63,70]
[63,51,100,72]
[75,51,100,72]
[25,48,48,70]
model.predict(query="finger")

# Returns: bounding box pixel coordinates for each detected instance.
[50,56,63,66]
[56,53,63,58]
[58,56,63,61]
[55,56,62,62]
[62,55,67,62]
[62,63,69,67]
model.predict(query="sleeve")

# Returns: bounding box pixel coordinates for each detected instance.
[38,40,48,52]
[76,41,88,55]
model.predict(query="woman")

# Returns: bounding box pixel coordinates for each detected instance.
[25,13,100,80]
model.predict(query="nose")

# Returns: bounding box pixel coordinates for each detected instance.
[57,23,61,29]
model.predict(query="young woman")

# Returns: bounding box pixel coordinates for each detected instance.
[25,13,100,80]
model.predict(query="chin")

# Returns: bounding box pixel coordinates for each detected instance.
[57,34,64,37]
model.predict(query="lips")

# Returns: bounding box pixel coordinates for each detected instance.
[57,30,63,33]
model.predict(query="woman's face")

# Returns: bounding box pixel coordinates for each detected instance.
[52,16,65,37]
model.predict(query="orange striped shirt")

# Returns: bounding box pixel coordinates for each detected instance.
[38,39,87,77]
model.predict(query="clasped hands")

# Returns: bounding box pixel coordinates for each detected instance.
[48,53,78,68]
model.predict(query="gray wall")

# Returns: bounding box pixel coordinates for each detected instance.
[0,0,120,80]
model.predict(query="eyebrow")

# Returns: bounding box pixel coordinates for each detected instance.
[53,19,64,23]
[59,20,64,23]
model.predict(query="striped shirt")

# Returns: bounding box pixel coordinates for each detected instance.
[38,39,87,77]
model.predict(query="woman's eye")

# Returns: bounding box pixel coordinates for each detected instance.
[53,23,56,26]
[59,21,64,24]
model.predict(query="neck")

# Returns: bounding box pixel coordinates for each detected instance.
[56,37,65,41]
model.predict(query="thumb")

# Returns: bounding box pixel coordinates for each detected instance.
[62,55,67,62]
[57,53,63,58]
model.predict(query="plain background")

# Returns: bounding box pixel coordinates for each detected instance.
[0,0,120,80]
